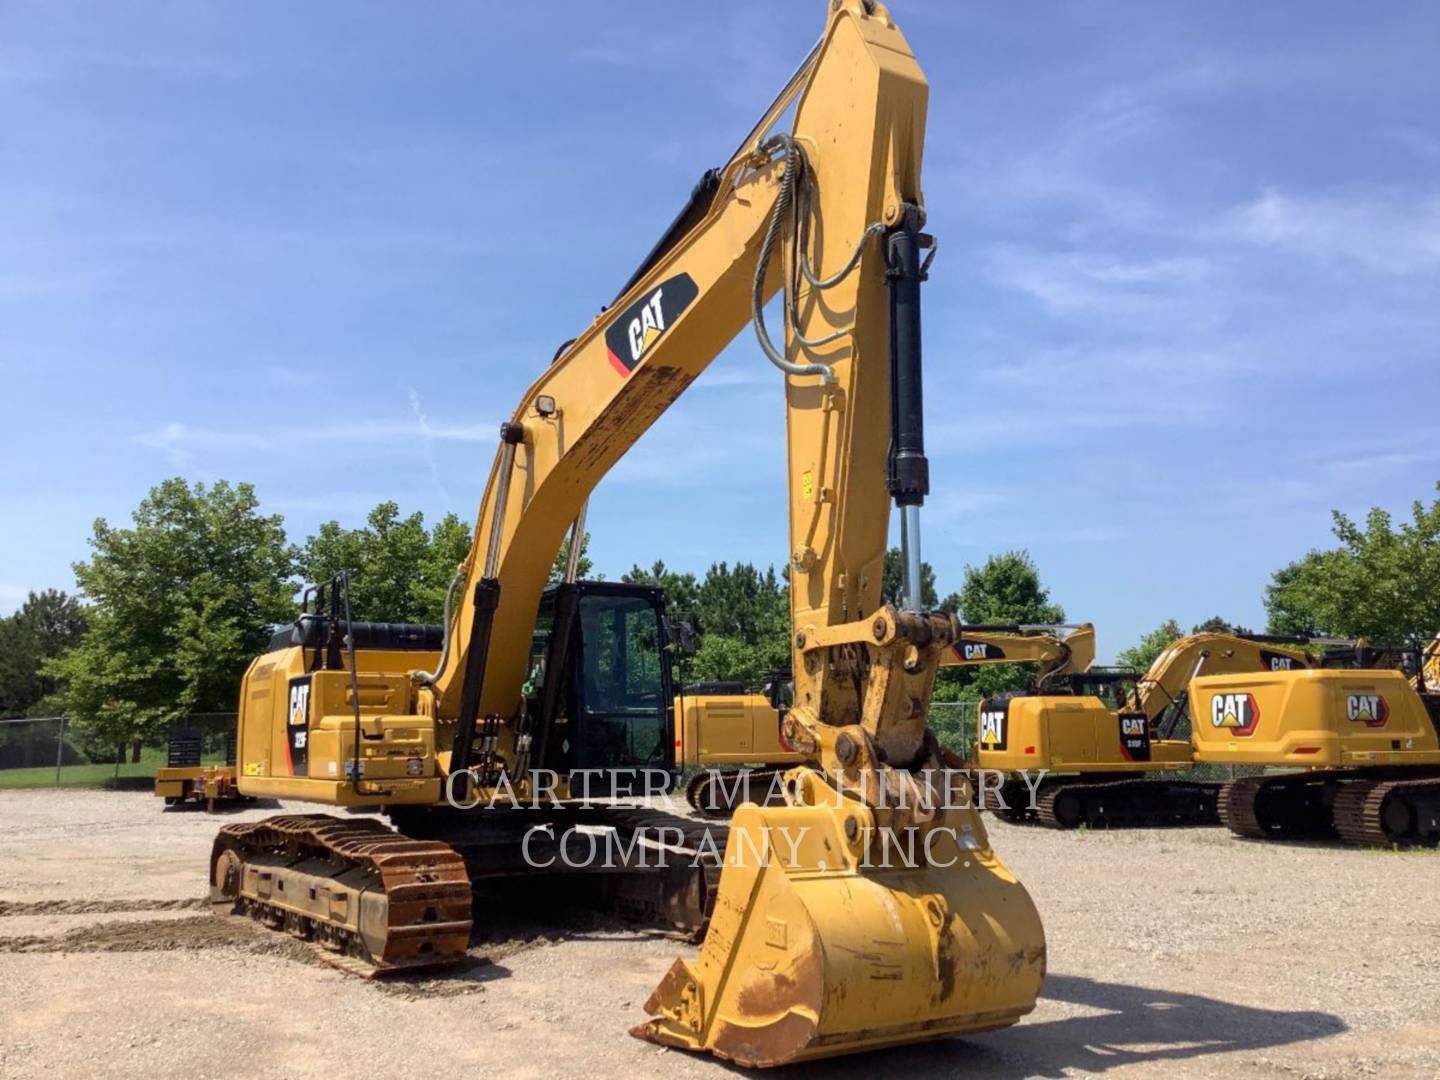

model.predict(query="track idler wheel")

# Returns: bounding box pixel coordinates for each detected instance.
[212,846,244,904]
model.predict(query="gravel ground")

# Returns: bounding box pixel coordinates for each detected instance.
[1,788,1437,1079]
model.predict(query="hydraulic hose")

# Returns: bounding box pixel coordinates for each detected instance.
[751,135,835,383]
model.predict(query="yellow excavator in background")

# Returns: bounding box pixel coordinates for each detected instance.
[679,622,1096,815]
[1193,635,1440,846]
[977,632,1315,828]
[207,3,1045,1066]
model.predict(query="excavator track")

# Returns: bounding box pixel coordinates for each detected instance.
[1031,777,1220,829]
[210,814,473,978]
[580,806,728,933]
[1332,777,1440,848]
[383,804,729,934]
[1216,776,1269,839]
[683,768,787,819]
[1217,774,1338,842]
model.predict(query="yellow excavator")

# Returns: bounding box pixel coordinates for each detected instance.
[1192,636,1440,846]
[678,622,1095,815]
[977,632,1315,828]
[207,3,1044,1066]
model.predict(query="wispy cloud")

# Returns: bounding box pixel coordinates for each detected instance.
[1222,187,1440,275]
[133,422,268,468]
[408,387,454,510]
[132,417,493,470]
[985,246,1219,326]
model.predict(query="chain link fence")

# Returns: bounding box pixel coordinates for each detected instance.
[0,713,237,789]
[928,700,980,758]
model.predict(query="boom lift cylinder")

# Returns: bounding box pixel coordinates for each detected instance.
[885,214,930,611]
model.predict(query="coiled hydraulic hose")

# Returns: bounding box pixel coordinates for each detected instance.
[750,133,908,382]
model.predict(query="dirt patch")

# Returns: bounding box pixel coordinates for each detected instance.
[0,910,505,996]
[0,897,206,917]
[0,913,308,958]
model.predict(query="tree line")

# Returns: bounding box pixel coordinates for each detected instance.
[1117,484,1440,671]
[4,475,1438,755]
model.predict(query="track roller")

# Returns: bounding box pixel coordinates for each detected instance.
[210,814,472,976]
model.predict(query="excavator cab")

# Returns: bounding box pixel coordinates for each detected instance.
[528,581,681,791]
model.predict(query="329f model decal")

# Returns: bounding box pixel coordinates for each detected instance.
[604,273,699,377]
[286,676,312,776]
[1118,713,1152,761]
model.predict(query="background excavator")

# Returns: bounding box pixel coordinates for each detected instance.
[977,632,1315,828]
[1193,634,1440,846]
[205,2,1045,1067]
[679,622,1095,815]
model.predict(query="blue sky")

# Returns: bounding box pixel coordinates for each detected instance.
[2,2,1437,660]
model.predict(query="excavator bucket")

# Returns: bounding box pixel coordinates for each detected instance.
[633,794,1045,1067]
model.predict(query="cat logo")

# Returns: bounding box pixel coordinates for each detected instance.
[1118,714,1151,761]
[288,681,310,728]
[285,676,312,776]
[978,707,1008,752]
[603,273,699,377]
[957,642,1003,661]
[1345,694,1389,727]
[1210,692,1260,737]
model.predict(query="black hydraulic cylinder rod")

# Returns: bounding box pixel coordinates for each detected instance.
[530,585,581,776]
[615,167,722,303]
[885,213,930,508]
[450,578,501,802]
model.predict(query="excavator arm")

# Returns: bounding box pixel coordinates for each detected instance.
[1132,633,1313,738]
[946,623,1096,689]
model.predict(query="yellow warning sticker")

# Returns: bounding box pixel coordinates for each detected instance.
[801,470,814,501]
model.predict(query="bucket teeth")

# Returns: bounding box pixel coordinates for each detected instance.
[633,799,1045,1067]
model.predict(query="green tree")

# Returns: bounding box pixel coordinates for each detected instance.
[0,589,89,716]
[623,560,699,615]
[1116,619,1184,673]
[945,550,1065,625]
[299,502,428,622]
[300,502,473,624]
[46,479,296,756]
[420,513,472,620]
[881,547,938,608]
[624,560,789,686]
[1266,485,1440,642]
[1192,615,1246,635]
[934,551,1066,701]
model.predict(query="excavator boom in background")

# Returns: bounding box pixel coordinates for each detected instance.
[679,622,1095,816]
[207,2,1045,1067]
[978,632,1315,828]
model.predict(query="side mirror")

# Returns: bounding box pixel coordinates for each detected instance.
[765,675,795,713]
[665,617,699,656]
